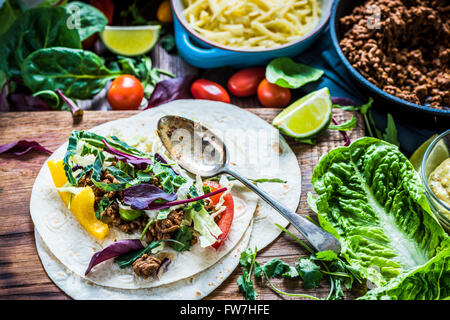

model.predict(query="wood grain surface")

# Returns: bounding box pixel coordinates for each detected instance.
[0,108,364,300]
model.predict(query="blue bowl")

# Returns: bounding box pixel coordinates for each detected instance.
[171,0,334,69]
[330,0,450,117]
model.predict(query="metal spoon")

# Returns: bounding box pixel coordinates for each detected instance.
[157,115,341,254]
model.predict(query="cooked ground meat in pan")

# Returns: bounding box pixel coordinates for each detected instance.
[339,0,449,109]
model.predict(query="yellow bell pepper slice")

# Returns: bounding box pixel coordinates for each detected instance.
[47,159,109,239]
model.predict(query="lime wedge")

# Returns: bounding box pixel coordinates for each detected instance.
[100,25,161,56]
[272,87,332,139]
[409,134,438,171]
[423,138,450,175]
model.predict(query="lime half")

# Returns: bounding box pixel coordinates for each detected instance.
[100,25,161,56]
[272,87,332,139]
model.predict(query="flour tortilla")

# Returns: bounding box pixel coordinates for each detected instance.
[30,100,301,296]
[34,222,252,300]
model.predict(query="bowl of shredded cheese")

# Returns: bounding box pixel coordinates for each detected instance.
[172,0,334,68]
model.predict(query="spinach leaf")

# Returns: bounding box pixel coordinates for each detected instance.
[65,1,107,41]
[22,47,121,99]
[266,57,323,89]
[0,6,81,78]
[172,225,193,252]
[0,0,24,37]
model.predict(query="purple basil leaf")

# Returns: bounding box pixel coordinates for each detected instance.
[0,140,53,156]
[56,89,83,121]
[102,139,153,169]
[332,117,351,146]
[147,187,227,211]
[85,239,144,275]
[156,257,171,279]
[123,184,177,210]
[8,93,52,111]
[331,97,358,107]
[145,75,196,109]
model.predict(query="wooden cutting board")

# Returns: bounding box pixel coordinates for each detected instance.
[0,108,364,300]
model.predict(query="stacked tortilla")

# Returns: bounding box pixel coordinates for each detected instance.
[30,100,301,299]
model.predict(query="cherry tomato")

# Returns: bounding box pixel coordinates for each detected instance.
[227,67,266,97]
[157,0,173,23]
[83,0,114,49]
[90,0,114,24]
[203,181,234,249]
[107,75,144,110]
[190,79,230,103]
[257,79,291,108]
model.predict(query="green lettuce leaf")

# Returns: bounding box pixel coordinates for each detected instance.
[311,137,450,299]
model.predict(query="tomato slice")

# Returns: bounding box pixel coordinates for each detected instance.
[203,180,234,249]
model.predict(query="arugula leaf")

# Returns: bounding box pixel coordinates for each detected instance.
[328,116,357,131]
[296,258,323,289]
[382,113,400,147]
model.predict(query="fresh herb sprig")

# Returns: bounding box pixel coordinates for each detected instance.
[237,223,362,300]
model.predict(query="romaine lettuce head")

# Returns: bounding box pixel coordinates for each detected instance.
[311,137,450,299]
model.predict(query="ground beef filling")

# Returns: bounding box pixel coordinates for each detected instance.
[145,209,184,242]
[339,0,449,109]
[132,254,162,279]
[78,169,201,278]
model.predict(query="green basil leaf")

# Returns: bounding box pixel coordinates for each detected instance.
[266,57,324,89]
[22,47,120,99]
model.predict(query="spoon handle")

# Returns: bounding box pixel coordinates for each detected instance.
[224,167,341,254]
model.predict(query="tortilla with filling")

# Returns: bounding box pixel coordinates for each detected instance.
[30,100,301,295]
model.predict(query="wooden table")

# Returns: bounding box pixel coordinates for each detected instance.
[0,44,365,300]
